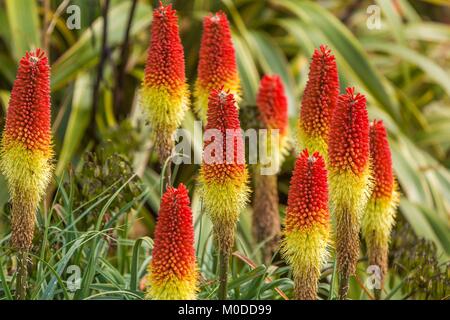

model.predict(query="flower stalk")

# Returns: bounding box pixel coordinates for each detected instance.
[139,2,189,171]
[0,49,53,299]
[282,150,330,300]
[328,88,371,299]
[253,74,288,263]
[199,89,249,299]
[362,120,399,299]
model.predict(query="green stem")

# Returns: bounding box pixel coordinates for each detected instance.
[16,250,28,300]
[159,140,174,191]
[338,273,350,300]
[374,288,382,300]
[218,248,229,300]
[165,164,172,189]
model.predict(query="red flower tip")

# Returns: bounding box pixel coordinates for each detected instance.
[205,89,241,132]
[151,183,196,279]
[328,87,370,175]
[143,2,185,90]
[202,89,245,173]
[285,149,329,231]
[299,45,339,137]
[369,120,394,198]
[25,48,47,65]
[197,11,237,87]
[4,48,51,152]
[256,74,288,134]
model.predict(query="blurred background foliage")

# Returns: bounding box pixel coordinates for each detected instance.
[0,0,449,300]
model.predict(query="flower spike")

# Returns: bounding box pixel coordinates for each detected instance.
[256,74,289,162]
[362,120,399,296]
[298,45,339,160]
[199,89,249,253]
[253,74,289,262]
[146,184,197,300]
[256,75,288,136]
[282,150,330,300]
[328,87,371,299]
[199,89,249,299]
[0,48,53,299]
[139,2,189,165]
[194,11,240,123]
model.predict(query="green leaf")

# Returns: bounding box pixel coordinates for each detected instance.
[76,240,107,299]
[246,30,297,113]
[363,42,450,97]
[0,54,16,83]
[41,231,106,299]
[234,35,259,105]
[399,198,447,257]
[419,205,450,256]
[0,7,11,48]
[405,22,450,42]
[130,237,153,292]
[56,73,92,176]
[277,0,400,120]
[51,1,152,90]
[0,256,12,300]
[391,139,432,205]
[276,19,316,56]
[5,0,41,61]
[228,265,266,290]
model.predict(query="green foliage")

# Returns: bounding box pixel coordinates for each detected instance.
[390,216,449,299]
[0,0,449,300]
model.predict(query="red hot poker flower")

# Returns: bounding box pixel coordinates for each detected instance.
[143,2,185,90]
[146,184,197,300]
[285,150,329,232]
[328,87,371,299]
[253,75,288,261]
[202,89,246,180]
[1,48,53,250]
[0,48,53,300]
[298,45,339,159]
[140,2,189,164]
[3,49,52,155]
[368,120,395,199]
[362,120,399,288]
[194,11,240,123]
[328,87,370,176]
[199,90,249,299]
[282,150,330,300]
[256,74,288,135]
